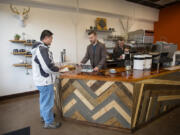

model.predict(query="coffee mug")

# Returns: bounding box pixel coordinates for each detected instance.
[13,49,18,53]
[27,40,31,43]
[122,54,125,59]
[109,69,116,74]
[32,40,36,43]
[19,49,26,52]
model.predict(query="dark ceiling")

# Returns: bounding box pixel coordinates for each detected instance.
[126,0,180,9]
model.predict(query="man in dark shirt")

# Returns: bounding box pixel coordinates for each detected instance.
[81,31,107,71]
[113,37,125,60]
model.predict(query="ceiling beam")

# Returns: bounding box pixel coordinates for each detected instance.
[161,1,180,9]
[126,0,163,9]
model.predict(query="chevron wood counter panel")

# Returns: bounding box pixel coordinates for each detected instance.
[60,79,133,130]
[57,71,180,132]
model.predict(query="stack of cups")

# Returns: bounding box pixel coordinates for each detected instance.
[133,55,146,70]
[133,54,152,70]
[144,54,152,70]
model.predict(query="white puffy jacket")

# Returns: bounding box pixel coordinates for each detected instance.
[31,42,59,86]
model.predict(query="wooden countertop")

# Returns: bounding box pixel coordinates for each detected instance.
[59,67,180,82]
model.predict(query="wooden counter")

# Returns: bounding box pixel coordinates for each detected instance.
[60,67,180,82]
[55,67,180,132]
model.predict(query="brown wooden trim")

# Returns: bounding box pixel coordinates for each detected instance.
[132,83,144,127]
[138,90,150,124]
[62,117,132,133]
[0,90,39,102]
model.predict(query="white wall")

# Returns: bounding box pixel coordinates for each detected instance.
[0,1,158,96]
[79,0,159,21]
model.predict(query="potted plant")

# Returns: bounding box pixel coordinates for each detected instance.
[14,34,21,40]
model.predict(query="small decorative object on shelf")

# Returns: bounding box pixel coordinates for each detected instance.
[24,39,36,46]
[19,49,26,52]
[26,39,36,43]
[26,51,32,55]
[14,34,21,40]
[90,26,93,30]
[86,18,115,33]
[13,49,18,53]
[10,4,30,27]
[12,49,27,55]
[26,39,31,43]
[32,40,36,43]
[95,18,107,31]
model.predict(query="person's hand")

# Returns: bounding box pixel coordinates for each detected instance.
[59,67,63,72]
[59,66,65,72]
[79,62,83,66]
[93,67,99,72]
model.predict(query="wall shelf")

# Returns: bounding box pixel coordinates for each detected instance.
[86,29,114,33]
[24,55,32,57]
[13,63,32,68]
[12,52,27,55]
[12,52,32,57]
[10,40,26,43]
[26,65,32,69]
[106,47,114,49]
[24,43,33,46]
[10,40,34,46]
[13,63,28,67]
[10,38,32,74]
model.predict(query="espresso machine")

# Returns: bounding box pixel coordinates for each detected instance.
[151,41,177,67]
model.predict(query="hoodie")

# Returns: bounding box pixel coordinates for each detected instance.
[31,41,59,86]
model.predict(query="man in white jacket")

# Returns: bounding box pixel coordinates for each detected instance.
[31,30,61,129]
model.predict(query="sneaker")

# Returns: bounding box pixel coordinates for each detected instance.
[43,122,61,129]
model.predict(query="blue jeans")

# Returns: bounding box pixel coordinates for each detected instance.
[37,84,54,124]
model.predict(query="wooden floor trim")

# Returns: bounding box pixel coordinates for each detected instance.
[0,90,39,102]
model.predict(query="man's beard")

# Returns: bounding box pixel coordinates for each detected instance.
[90,40,96,44]
[47,43,51,45]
